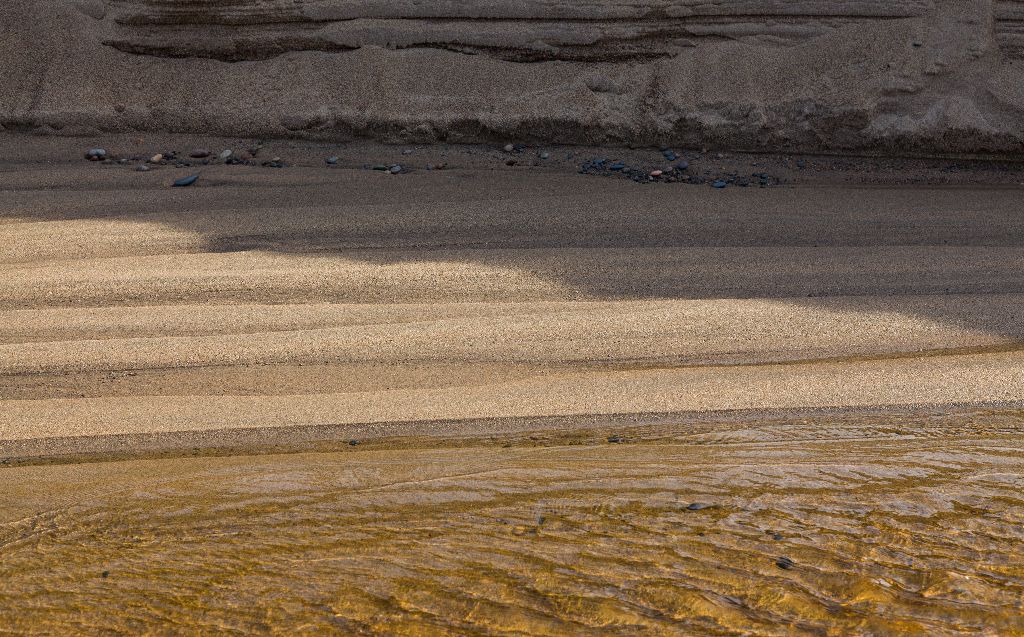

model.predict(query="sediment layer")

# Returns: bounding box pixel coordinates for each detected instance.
[2,1,1023,153]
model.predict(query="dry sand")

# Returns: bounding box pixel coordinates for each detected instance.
[2,136,1023,460]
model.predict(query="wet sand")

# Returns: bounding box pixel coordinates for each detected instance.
[3,411,1024,635]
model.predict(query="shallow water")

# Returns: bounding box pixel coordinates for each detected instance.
[2,414,1024,636]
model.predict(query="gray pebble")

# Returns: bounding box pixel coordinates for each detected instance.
[135,165,150,172]
[389,165,402,174]
[172,173,200,187]
[503,144,515,153]
[686,502,713,511]
[85,148,107,161]
[539,152,550,160]
[219,149,233,160]
[326,156,339,165]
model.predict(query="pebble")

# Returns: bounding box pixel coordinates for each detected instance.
[796,159,807,169]
[676,160,689,171]
[712,180,728,189]
[135,164,150,172]
[389,165,402,174]
[219,149,232,160]
[402,149,413,155]
[539,152,550,160]
[326,156,339,165]
[776,556,795,570]
[607,435,624,444]
[503,144,515,153]
[85,148,107,161]
[149,154,164,163]
[662,150,678,161]
[349,440,360,446]
[650,170,663,177]
[172,173,200,187]
[686,502,713,511]
[609,162,625,171]
[190,149,211,159]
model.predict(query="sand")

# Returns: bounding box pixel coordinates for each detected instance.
[2,1,1024,153]
[2,136,1023,460]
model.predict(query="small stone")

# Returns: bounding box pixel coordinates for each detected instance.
[402,149,413,155]
[686,502,713,511]
[172,173,200,187]
[372,165,388,171]
[609,162,625,171]
[101,571,110,578]
[149,154,163,163]
[676,160,689,171]
[776,556,795,570]
[712,180,728,189]
[326,156,339,165]
[349,440,360,446]
[190,148,211,159]
[219,149,232,160]
[772,533,784,541]
[650,170,663,177]
[389,165,402,174]
[607,435,624,444]
[796,159,807,169]
[135,164,150,172]
[503,144,515,153]
[539,152,550,160]
[85,148,107,161]
[662,150,678,161]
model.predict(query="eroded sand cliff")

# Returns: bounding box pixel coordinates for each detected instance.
[2,0,1024,153]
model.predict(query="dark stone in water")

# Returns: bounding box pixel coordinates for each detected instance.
[776,556,795,570]
[172,173,200,187]
[686,502,713,510]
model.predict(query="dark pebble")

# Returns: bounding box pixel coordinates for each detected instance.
[85,148,107,161]
[676,160,689,171]
[101,571,110,578]
[712,180,727,189]
[326,156,339,165]
[190,149,211,159]
[372,165,388,171]
[349,440,360,446]
[172,173,200,187]
[772,533,784,541]
[796,159,807,169]
[607,435,624,444]
[662,150,678,161]
[776,556,795,570]
[609,162,625,171]
[135,165,150,172]
[686,502,713,511]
